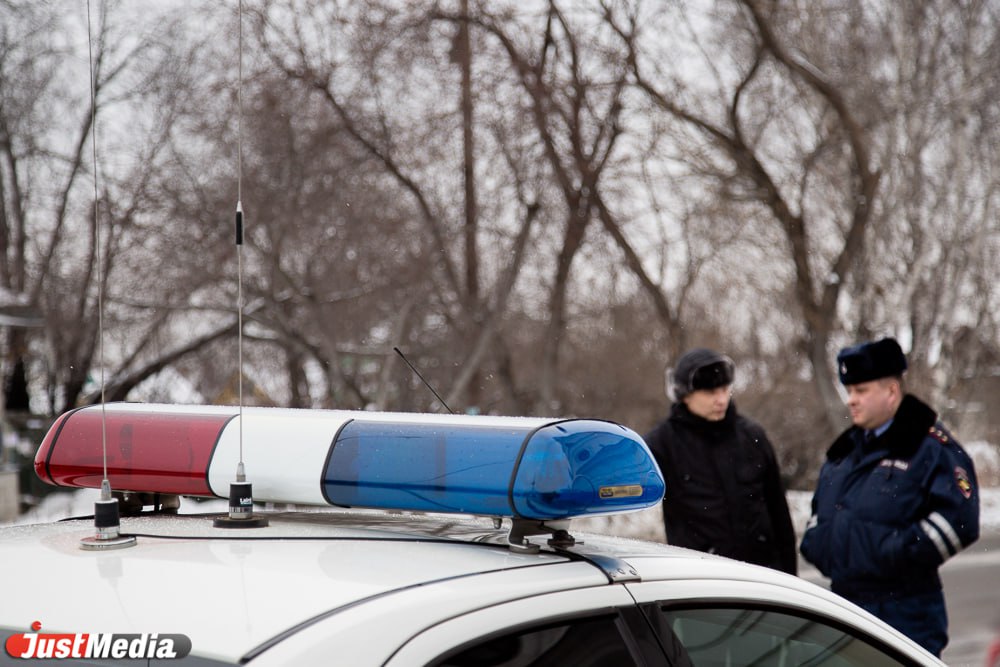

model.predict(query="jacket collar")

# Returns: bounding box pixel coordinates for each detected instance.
[826,394,937,462]
[670,401,737,429]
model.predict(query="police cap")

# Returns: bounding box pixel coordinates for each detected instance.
[837,337,907,385]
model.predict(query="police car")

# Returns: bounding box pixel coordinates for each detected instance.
[2,403,944,666]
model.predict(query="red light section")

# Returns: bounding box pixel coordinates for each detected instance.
[34,408,234,496]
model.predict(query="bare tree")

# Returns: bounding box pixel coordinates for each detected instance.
[856,1,1000,416]
[0,3,251,413]
[600,1,887,436]
[6,0,997,465]
[241,0,546,412]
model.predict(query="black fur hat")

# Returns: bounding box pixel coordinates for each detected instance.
[669,348,734,400]
[837,337,907,385]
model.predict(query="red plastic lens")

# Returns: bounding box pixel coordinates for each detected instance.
[35,407,232,496]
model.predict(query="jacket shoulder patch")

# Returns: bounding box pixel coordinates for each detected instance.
[955,466,974,499]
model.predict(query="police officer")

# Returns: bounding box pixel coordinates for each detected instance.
[800,338,980,657]
[644,348,797,575]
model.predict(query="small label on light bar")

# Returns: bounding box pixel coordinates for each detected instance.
[598,485,644,499]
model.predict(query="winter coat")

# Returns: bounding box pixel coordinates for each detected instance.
[800,394,980,598]
[644,402,798,574]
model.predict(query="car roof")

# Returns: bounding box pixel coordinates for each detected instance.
[0,506,936,665]
[2,510,585,663]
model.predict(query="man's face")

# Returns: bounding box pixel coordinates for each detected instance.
[683,385,731,421]
[845,378,900,430]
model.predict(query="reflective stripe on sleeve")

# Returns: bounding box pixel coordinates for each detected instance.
[920,519,952,562]
[927,511,964,554]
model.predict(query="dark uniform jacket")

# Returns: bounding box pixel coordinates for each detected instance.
[800,394,980,598]
[644,402,797,574]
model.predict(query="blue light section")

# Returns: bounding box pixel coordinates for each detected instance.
[323,422,527,514]
[322,419,665,520]
[511,421,665,519]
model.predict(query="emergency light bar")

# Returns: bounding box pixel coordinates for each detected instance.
[35,403,664,521]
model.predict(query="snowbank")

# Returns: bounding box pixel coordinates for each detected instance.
[572,488,1000,543]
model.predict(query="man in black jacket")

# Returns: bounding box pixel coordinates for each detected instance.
[644,348,797,575]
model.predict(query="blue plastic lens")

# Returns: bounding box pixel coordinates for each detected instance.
[322,419,664,520]
[323,422,526,514]
[511,421,665,519]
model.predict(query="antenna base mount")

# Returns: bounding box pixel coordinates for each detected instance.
[213,480,269,528]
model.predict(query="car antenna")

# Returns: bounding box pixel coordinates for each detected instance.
[80,0,135,551]
[214,0,267,528]
[393,347,455,414]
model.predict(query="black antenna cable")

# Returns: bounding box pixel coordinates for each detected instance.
[394,347,455,414]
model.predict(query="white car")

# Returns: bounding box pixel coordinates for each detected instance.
[2,403,943,666]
